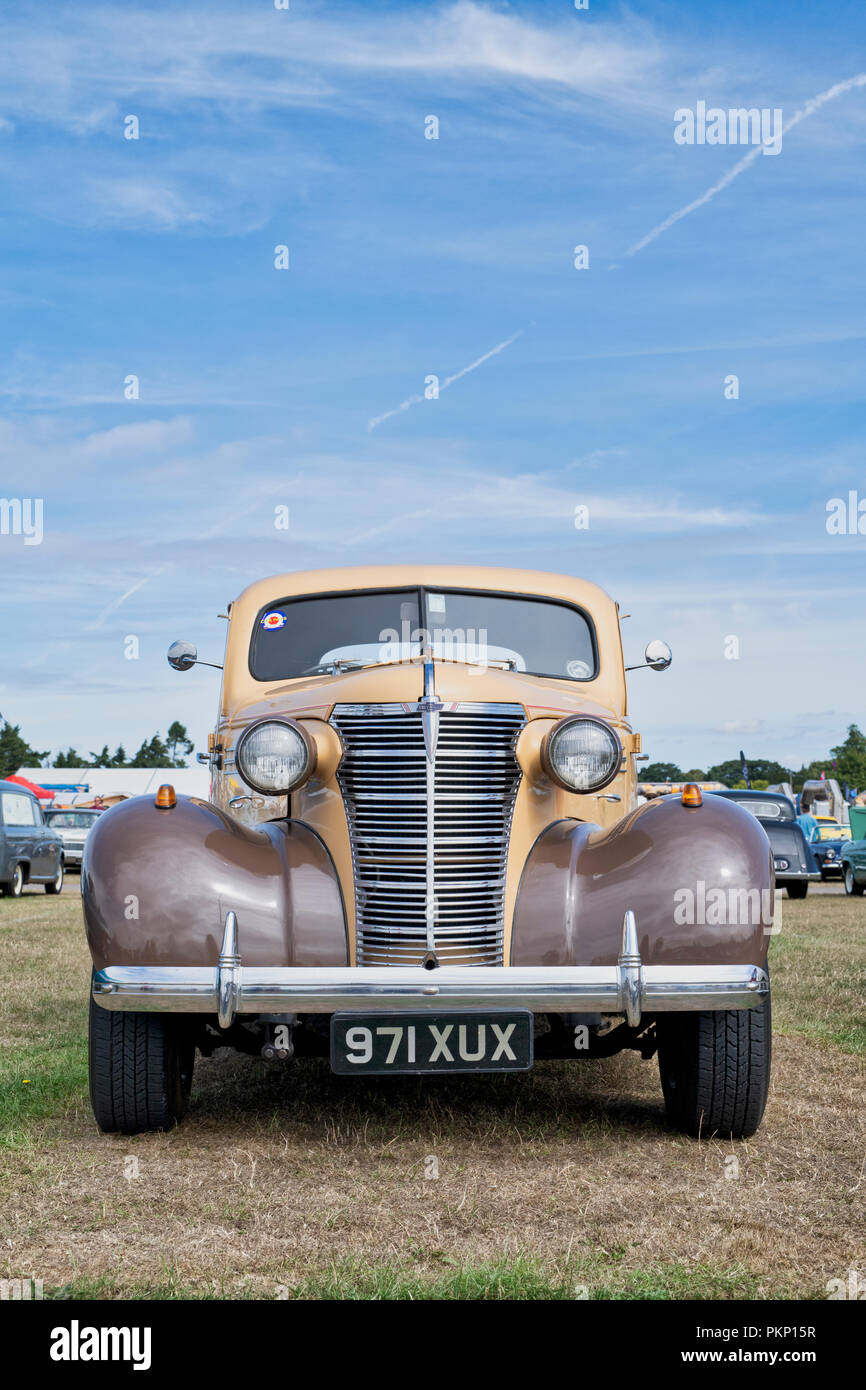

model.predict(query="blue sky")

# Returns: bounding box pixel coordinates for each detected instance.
[1,0,865,771]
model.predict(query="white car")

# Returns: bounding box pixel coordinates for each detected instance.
[43,808,104,870]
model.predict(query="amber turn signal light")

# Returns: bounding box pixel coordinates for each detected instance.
[681,783,702,808]
[155,784,176,809]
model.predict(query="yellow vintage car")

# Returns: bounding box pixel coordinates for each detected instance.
[83,566,772,1137]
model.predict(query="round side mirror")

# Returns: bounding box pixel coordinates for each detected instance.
[645,639,672,672]
[167,639,198,672]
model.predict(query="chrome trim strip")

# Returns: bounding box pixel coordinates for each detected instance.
[93,962,769,1016]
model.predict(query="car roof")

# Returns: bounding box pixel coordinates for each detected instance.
[0,779,37,795]
[712,789,790,801]
[222,564,629,720]
[233,564,617,612]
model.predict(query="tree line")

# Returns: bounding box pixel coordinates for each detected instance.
[642,725,866,793]
[0,714,195,779]
[4,710,865,792]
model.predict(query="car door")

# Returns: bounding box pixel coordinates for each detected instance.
[31,800,60,879]
[851,832,866,879]
[0,790,38,880]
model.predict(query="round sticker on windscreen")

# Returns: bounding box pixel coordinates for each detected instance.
[566,658,592,678]
[260,610,287,631]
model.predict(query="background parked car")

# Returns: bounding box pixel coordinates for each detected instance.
[840,813,866,896]
[0,778,64,897]
[809,816,851,881]
[710,788,820,898]
[43,807,103,871]
[840,838,866,896]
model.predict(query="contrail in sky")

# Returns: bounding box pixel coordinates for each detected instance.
[86,566,171,631]
[627,72,866,256]
[368,328,525,431]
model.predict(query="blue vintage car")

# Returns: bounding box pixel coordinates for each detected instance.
[807,817,850,881]
[0,779,64,897]
[710,789,820,898]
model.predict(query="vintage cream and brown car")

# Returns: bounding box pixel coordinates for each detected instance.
[83,566,772,1138]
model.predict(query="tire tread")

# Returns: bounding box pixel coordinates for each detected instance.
[89,996,194,1134]
[658,992,771,1139]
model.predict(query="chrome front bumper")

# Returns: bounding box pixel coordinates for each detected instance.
[92,961,769,1016]
[92,910,769,1029]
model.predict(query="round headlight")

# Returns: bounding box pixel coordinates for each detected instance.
[542,717,622,792]
[235,719,315,795]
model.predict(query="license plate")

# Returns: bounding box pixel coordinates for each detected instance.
[330,1010,533,1075]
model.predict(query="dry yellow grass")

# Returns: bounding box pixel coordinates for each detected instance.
[0,885,863,1299]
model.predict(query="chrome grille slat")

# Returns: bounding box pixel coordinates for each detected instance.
[331,701,524,967]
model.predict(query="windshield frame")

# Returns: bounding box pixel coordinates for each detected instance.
[248,585,600,684]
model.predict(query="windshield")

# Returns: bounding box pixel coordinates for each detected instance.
[729,798,794,821]
[817,824,850,840]
[46,811,100,828]
[249,587,597,682]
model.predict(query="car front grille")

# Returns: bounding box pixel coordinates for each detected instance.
[330,702,525,966]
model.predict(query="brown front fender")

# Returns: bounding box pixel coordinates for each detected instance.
[512,795,773,968]
[82,796,348,969]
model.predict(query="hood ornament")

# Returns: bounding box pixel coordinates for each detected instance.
[418,656,445,764]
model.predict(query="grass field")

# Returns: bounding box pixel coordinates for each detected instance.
[1,884,863,1300]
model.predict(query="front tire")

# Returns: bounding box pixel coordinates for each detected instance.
[844,864,865,896]
[786,881,808,899]
[89,994,195,1134]
[657,993,771,1139]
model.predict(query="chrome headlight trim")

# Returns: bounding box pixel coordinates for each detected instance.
[541,716,622,793]
[235,717,316,795]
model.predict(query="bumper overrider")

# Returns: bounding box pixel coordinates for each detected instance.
[92,909,769,1030]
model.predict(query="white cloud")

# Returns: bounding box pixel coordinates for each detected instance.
[325,1,661,92]
[342,465,764,541]
[78,417,195,460]
[84,177,213,231]
[0,3,664,129]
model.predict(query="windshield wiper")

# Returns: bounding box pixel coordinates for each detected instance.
[303,654,519,676]
[433,655,518,671]
[302,658,374,676]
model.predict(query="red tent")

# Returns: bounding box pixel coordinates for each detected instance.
[6,773,54,800]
